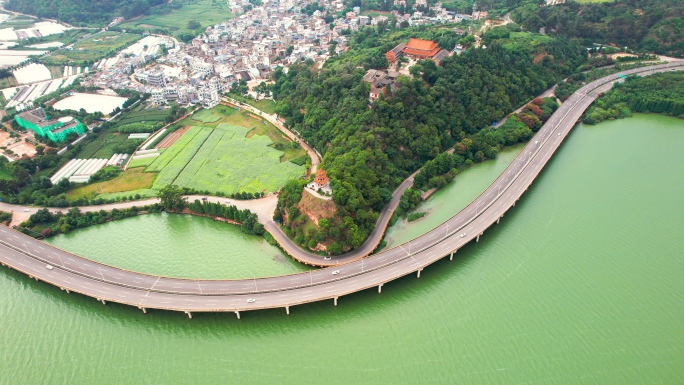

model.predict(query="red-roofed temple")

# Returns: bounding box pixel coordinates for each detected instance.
[385,38,441,63]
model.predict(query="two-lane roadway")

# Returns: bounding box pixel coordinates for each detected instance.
[0,62,681,318]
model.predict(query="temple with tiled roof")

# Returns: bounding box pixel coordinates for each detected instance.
[385,38,447,64]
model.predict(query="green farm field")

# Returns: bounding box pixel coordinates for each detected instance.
[42,31,141,65]
[229,95,277,115]
[117,0,235,38]
[148,123,304,194]
[176,106,304,162]
[190,109,221,123]
[127,156,157,169]
[67,168,155,201]
[77,133,142,159]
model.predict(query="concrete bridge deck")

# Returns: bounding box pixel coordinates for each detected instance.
[1,62,682,318]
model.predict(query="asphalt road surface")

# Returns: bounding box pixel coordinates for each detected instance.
[0,62,681,317]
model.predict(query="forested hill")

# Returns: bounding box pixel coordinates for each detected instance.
[273,37,585,252]
[4,0,168,26]
[583,71,684,125]
[511,0,684,57]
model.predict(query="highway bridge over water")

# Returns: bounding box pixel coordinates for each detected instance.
[1,62,682,318]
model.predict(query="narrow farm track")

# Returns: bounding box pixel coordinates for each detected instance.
[0,62,681,318]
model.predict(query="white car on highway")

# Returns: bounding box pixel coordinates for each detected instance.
[46,265,53,270]
[247,298,255,303]
[332,270,340,275]
[460,233,466,238]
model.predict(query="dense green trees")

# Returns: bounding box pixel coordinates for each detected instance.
[188,199,264,235]
[20,204,161,238]
[511,0,684,57]
[158,185,187,212]
[5,0,167,26]
[583,71,684,124]
[272,37,582,251]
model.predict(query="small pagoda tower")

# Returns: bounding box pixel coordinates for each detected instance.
[314,169,329,188]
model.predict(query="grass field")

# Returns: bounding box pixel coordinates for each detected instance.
[127,156,157,169]
[71,106,306,199]
[221,109,303,161]
[66,168,155,201]
[77,133,139,159]
[97,188,158,201]
[115,109,170,126]
[153,123,304,194]
[42,31,141,65]
[0,17,37,30]
[229,95,277,115]
[190,109,221,123]
[117,0,235,38]
[0,76,17,89]
[247,99,277,115]
[503,32,554,50]
[149,126,213,188]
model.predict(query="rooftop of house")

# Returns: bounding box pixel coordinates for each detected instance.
[433,49,450,62]
[363,69,386,83]
[16,108,48,126]
[405,38,438,52]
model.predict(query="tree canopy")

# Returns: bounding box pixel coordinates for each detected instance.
[273,33,584,252]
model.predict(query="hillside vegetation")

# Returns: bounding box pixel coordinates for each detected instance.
[511,0,684,57]
[583,71,684,124]
[272,27,585,252]
[4,0,168,26]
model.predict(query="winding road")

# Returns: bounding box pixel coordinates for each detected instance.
[0,62,682,318]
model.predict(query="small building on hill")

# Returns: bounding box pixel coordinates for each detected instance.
[314,169,329,188]
[385,43,406,64]
[15,108,85,143]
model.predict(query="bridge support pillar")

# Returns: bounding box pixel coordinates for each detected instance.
[186,312,192,319]
[286,306,290,315]
[450,251,454,261]
[497,217,500,224]
[101,299,106,305]
[140,307,147,314]
[417,269,422,278]
[378,284,383,293]
[476,234,480,242]
[235,311,240,320]
[334,297,338,306]
[65,289,70,294]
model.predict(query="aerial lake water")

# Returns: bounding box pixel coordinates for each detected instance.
[1,114,682,383]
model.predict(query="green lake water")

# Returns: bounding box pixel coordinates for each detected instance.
[1,114,682,384]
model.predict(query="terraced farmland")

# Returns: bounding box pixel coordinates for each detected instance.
[148,124,304,194]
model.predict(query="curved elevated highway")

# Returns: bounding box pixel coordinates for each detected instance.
[1,62,682,318]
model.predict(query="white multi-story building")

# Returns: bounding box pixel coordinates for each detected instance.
[147,71,166,88]
[151,88,165,105]
[191,60,215,75]
[199,87,219,108]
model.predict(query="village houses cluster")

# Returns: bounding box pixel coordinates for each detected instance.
[81,0,485,109]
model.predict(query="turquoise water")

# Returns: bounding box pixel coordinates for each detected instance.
[1,114,682,384]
